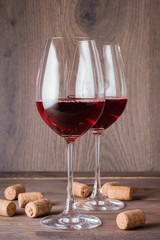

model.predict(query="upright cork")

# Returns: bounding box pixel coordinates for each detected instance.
[73,182,90,197]
[25,198,52,218]
[5,184,25,200]
[18,192,43,208]
[0,199,16,217]
[107,186,132,200]
[116,209,146,230]
[102,182,121,197]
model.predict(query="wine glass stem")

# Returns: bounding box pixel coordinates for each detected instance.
[91,133,103,198]
[63,141,77,215]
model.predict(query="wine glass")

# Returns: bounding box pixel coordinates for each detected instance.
[36,37,105,229]
[75,42,128,211]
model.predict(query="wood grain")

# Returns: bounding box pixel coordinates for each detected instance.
[0,0,159,172]
[0,171,160,179]
[0,175,160,239]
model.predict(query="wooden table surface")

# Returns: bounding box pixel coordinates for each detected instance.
[0,173,160,240]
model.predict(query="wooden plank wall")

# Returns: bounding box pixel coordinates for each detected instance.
[0,0,159,172]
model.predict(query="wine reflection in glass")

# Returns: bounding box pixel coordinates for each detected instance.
[75,43,128,211]
[36,37,105,229]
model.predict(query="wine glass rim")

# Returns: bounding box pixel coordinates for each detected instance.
[45,37,120,45]
[48,36,95,42]
[95,40,120,46]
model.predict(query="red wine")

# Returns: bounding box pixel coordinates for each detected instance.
[92,97,128,130]
[36,99,104,141]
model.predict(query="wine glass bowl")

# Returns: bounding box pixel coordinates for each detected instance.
[75,42,128,211]
[36,37,105,229]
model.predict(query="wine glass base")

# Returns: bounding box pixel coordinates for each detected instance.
[75,197,125,211]
[40,213,102,230]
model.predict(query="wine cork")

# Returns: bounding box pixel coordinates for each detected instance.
[25,198,52,218]
[5,184,25,200]
[18,192,43,208]
[102,182,121,197]
[116,209,146,230]
[73,182,90,197]
[107,186,132,200]
[0,199,16,217]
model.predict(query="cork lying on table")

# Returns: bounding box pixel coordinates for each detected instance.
[73,182,90,197]
[107,186,133,200]
[18,192,43,208]
[116,209,146,230]
[102,182,121,197]
[5,184,25,200]
[0,199,16,217]
[25,198,52,218]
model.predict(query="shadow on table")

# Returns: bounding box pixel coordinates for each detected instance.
[132,187,160,201]
[138,222,160,230]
